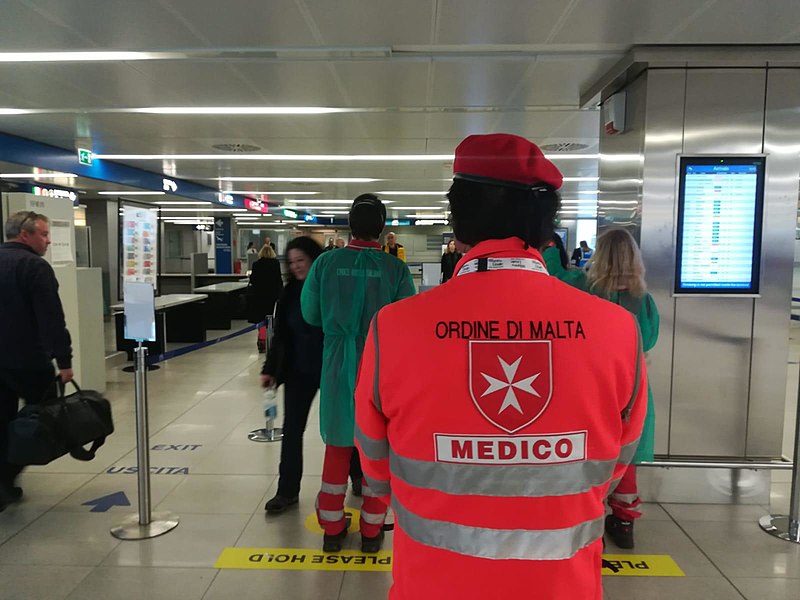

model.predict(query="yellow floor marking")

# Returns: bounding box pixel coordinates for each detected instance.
[602,554,685,577]
[215,547,391,572]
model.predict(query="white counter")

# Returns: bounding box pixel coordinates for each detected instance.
[111,293,208,312]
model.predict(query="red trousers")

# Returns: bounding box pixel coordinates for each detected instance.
[317,445,387,538]
[609,465,642,521]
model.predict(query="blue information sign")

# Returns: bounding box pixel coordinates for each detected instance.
[214,217,233,274]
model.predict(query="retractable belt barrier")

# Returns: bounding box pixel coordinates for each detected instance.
[147,322,263,365]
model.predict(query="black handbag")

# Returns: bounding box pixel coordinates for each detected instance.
[7,379,114,465]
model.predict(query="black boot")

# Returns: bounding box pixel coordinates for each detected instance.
[264,494,298,514]
[361,530,385,553]
[323,526,348,553]
[351,478,362,497]
[605,514,634,549]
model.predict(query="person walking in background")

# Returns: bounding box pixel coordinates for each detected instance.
[323,238,335,252]
[440,239,462,283]
[260,237,327,514]
[0,211,73,511]
[335,238,346,249]
[248,244,283,353]
[302,194,415,554]
[586,228,659,549]
[571,240,593,268]
[382,231,406,262]
[246,241,258,255]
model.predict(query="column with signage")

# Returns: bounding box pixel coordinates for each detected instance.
[215,217,233,274]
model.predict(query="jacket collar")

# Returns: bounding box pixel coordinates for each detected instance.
[346,239,381,250]
[454,237,545,274]
[1,241,39,256]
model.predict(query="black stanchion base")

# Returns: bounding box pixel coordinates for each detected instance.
[122,364,160,373]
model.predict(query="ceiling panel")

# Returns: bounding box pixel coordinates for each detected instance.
[436,0,570,44]
[162,0,315,46]
[329,62,431,106]
[431,61,536,107]
[0,1,91,49]
[231,63,342,105]
[303,0,435,45]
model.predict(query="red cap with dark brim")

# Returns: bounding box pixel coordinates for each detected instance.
[453,133,563,190]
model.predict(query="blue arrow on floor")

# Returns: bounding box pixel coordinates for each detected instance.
[82,491,131,513]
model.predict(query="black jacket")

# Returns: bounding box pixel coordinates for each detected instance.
[261,279,323,384]
[441,251,462,283]
[247,257,283,323]
[0,242,72,370]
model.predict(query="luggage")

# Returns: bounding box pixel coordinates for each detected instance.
[6,379,114,465]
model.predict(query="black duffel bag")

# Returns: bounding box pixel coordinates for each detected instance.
[7,379,114,465]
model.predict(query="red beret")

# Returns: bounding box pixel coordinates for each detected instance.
[453,133,563,190]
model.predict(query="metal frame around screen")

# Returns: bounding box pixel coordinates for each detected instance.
[673,155,766,297]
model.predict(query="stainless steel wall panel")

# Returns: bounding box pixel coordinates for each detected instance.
[682,69,767,156]
[670,298,754,456]
[639,69,687,455]
[748,68,800,457]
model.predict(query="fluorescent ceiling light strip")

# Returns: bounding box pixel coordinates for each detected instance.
[376,191,448,195]
[286,199,359,205]
[562,177,600,182]
[131,106,350,115]
[388,206,445,210]
[217,177,378,183]
[404,214,448,218]
[98,191,165,196]
[158,208,242,212]
[226,191,319,195]
[1,172,77,178]
[155,201,211,205]
[0,51,159,62]
[94,154,453,161]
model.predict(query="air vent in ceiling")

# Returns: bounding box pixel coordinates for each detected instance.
[539,142,589,152]
[211,143,262,153]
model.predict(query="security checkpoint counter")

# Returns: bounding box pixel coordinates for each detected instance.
[111,293,208,358]
[192,282,250,330]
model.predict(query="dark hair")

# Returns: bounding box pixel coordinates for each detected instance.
[285,236,323,280]
[349,193,386,240]
[551,233,569,269]
[447,179,560,249]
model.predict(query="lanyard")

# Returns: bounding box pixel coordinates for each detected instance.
[456,256,548,277]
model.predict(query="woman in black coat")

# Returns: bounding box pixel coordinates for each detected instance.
[440,239,462,283]
[259,237,326,513]
[248,244,283,352]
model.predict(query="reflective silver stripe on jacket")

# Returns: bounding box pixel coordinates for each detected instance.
[617,437,640,466]
[364,476,391,497]
[315,498,345,523]
[355,423,389,461]
[393,497,603,561]
[371,315,383,412]
[389,450,620,498]
[320,482,348,496]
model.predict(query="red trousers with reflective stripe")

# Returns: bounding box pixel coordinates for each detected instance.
[317,445,386,538]
[609,465,641,521]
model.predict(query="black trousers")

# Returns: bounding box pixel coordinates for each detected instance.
[0,367,56,487]
[277,374,362,498]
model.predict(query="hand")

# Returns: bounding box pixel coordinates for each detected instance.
[59,368,74,383]
[260,374,274,388]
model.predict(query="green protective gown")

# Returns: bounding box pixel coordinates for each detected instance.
[541,246,588,292]
[301,246,416,446]
[599,291,660,464]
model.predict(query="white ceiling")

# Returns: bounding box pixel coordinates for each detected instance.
[0,0,798,219]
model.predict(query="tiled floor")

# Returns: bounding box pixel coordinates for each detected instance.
[2,324,800,599]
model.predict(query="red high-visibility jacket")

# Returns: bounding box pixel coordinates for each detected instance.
[355,237,647,600]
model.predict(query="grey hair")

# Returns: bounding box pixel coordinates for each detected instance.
[4,210,48,239]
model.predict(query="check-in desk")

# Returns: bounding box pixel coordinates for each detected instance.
[193,282,249,330]
[112,294,208,358]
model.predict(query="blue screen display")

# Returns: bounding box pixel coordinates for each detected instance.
[676,158,764,294]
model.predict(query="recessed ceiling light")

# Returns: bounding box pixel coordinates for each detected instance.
[377,191,448,196]
[134,107,351,115]
[0,51,158,62]
[389,207,444,210]
[94,154,453,161]
[0,172,77,178]
[562,177,600,182]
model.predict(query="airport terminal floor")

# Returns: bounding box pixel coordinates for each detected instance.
[0,319,796,600]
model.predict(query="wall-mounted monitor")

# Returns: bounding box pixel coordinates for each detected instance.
[674,156,765,296]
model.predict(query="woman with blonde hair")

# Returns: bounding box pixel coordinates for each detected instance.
[587,228,659,550]
[248,243,283,352]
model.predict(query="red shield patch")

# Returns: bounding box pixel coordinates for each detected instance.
[469,340,553,433]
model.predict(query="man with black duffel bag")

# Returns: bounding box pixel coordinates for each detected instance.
[0,211,74,512]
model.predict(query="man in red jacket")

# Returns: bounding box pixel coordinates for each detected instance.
[355,133,647,599]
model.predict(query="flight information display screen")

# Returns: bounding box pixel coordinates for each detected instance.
[675,156,765,295]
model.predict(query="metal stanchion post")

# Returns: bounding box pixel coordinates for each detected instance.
[249,316,284,443]
[759,364,800,544]
[111,343,180,540]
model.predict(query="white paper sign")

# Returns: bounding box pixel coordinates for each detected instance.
[50,219,74,264]
[123,281,156,342]
[122,205,158,288]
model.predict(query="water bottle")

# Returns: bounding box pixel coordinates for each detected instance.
[263,386,278,422]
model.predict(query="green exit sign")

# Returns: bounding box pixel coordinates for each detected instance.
[77,148,92,166]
